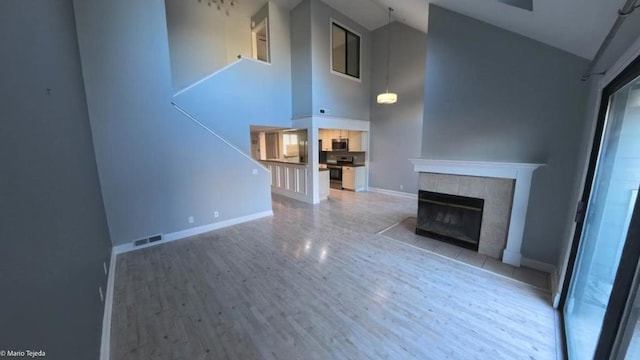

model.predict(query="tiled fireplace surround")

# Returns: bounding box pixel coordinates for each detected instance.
[411,159,544,267]
[419,173,514,259]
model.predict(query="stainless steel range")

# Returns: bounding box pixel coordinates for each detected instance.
[326,156,354,189]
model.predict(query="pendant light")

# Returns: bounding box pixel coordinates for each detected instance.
[377,7,397,105]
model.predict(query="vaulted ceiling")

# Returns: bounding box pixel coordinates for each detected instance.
[270,0,628,60]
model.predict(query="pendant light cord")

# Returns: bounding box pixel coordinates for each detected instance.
[385,7,393,92]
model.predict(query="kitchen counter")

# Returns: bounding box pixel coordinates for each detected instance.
[319,168,329,172]
[262,159,307,166]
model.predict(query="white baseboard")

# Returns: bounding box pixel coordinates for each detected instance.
[367,187,417,199]
[100,249,116,360]
[113,210,274,254]
[521,257,559,304]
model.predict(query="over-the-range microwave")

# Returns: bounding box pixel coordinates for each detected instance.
[332,139,348,151]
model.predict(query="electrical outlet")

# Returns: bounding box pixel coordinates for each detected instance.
[103,261,108,275]
[400,185,404,190]
[188,216,194,224]
[214,211,219,218]
[252,168,258,175]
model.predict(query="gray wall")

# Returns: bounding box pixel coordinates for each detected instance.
[0,1,112,358]
[369,22,427,195]
[173,1,293,154]
[310,0,371,120]
[290,0,313,118]
[423,5,590,264]
[290,0,371,120]
[73,0,275,246]
[165,0,229,90]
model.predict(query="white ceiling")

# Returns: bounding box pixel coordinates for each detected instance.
[270,0,628,60]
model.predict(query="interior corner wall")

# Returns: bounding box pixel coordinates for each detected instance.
[172,0,293,154]
[165,0,227,90]
[309,0,371,120]
[423,5,590,264]
[291,0,313,118]
[73,0,274,246]
[369,22,427,195]
[0,0,112,358]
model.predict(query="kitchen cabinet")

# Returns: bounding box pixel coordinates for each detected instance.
[320,129,367,152]
[342,166,365,191]
[348,131,362,151]
[319,129,331,151]
[319,169,330,199]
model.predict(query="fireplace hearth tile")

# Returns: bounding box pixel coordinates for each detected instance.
[433,242,463,259]
[483,257,515,277]
[456,249,487,267]
[513,267,549,290]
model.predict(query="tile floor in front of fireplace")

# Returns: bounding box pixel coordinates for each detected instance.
[379,217,550,291]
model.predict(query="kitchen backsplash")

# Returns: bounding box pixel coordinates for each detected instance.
[326,151,366,164]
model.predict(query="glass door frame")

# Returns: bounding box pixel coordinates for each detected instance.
[559,53,640,358]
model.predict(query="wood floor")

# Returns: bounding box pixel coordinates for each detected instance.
[111,190,559,359]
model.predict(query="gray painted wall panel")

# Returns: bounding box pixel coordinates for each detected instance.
[291,0,313,118]
[423,5,590,264]
[73,0,277,245]
[0,1,112,358]
[369,22,427,195]
[309,0,371,120]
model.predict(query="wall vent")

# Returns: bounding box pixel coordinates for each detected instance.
[132,234,163,246]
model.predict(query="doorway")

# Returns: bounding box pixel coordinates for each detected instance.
[252,18,269,63]
[562,55,640,359]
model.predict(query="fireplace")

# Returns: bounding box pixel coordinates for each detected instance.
[416,190,484,251]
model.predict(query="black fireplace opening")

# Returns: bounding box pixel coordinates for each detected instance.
[415,190,484,251]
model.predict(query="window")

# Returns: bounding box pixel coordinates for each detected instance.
[331,22,360,79]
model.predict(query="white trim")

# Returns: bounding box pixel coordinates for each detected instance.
[368,186,417,199]
[411,159,545,267]
[292,116,370,132]
[171,103,269,173]
[100,249,116,360]
[173,57,270,97]
[329,18,362,82]
[113,210,273,254]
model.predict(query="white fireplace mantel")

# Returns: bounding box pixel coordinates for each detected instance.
[410,159,545,267]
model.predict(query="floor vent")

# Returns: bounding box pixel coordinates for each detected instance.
[133,238,149,247]
[132,234,163,246]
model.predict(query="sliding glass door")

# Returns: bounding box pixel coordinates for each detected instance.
[562,57,640,359]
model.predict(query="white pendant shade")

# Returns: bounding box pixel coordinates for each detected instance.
[377,92,398,104]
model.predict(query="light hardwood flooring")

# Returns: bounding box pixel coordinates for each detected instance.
[111,189,559,359]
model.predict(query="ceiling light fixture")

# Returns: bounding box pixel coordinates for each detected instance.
[377,7,397,105]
